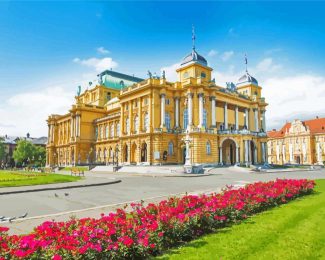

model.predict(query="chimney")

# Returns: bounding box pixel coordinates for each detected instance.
[26,133,30,138]
[316,116,319,119]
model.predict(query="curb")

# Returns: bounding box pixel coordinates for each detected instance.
[0,180,122,195]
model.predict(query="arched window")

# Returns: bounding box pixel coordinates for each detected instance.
[201,72,206,78]
[144,113,149,132]
[110,124,114,138]
[203,109,207,128]
[105,125,109,139]
[117,122,120,136]
[168,141,174,156]
[134,115,139,134]
[183,72,189,79]
[165,113,171,130]
[183,109,188,129]
[126,118,130,134]
[206,141,211,155]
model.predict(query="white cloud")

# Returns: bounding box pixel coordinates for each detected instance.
[0,87,75,137]
[97,46,110,55]
[160,63,180,82]
[208,49,218,57]
[221,51,234,61]
[256,58,282,73]
[263,74,325,130]
[73,57,118,72]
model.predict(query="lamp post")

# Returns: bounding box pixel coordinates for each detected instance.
[182,131,193,173]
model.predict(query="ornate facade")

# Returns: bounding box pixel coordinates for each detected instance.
[46,46,268,167]
[267,118,325,165]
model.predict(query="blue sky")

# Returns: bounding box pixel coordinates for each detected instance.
[0,1,325,136]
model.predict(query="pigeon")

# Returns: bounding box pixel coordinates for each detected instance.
[64,193,69,197]
[1,217,10,222]
[0,216,5,220]
[54,193,59,198]
[9,217,16,223]
[19,213,28,218]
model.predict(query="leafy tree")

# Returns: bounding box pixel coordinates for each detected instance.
[0,137,5,162]
[13,140,46,167]
[34,145,46,167]
[13,140,35,166]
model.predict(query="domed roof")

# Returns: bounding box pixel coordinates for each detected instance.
[236,71,258,86]
[181,48,208,67]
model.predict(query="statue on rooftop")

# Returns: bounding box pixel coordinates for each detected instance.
[77,86,81,96]
[161,70,166,79]
[147,70,152,79]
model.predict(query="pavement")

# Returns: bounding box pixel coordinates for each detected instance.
[1,167,325,235]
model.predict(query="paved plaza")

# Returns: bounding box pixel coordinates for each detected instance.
[1,167,325,234]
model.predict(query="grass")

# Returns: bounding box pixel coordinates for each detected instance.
[0,171,81,187]
[157,179,325,260]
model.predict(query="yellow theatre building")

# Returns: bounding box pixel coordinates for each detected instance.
[46,44,268,167]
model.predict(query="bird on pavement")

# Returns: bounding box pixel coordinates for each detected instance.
[0,216,5,220]
[64,193,69,196]
[54,193,59,197]
[19,213,28,218]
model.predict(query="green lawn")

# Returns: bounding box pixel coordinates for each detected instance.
[0,171,81,187]
[158,179,325,260]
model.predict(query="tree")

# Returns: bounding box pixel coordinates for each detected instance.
[13,140,35,166]
[0,137,5,163]
[34,145,46,167]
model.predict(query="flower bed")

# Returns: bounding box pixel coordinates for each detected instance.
[0,179,315,259]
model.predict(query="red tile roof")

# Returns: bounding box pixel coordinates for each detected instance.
[267,117,325,138]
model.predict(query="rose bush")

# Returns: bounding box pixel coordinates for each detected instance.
[0,179,315,259]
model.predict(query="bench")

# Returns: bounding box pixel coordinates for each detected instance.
[44,167,54,173]
[70,167,85,177]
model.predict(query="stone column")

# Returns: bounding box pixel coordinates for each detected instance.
[187,93,193,129]
[247,140,251,164]
[262,110,266,133]
[198,93,204,128]
[254,108,259,132]
[75,116,78,137]
[282,144,286,164]
[121,104,125,135]
[245,140,249,163]
[210,96,216,127]
[70,118,73,138]
[224,103,228,130]
[219,147,223,164]
[138,98,142,133]
[235,106,239,130]
[48,125,51,143]
[128,101,132,134]
[148,94,152,132]
[245,108,249,129]
[174,97,180,128]
[160,94,166,128]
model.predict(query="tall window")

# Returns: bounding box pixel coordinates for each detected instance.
[165,113,171,129]
[117,122,120,136]
[126,118,130,134]
[168,141,174,156]
[134,115,139,134]
[183,109,188,129]
[144,113,149,132]
[95,127,98,140]
[206,141,211,155]
[110,124,114,138]
[105,125,109,139]
[203,109,207,128]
